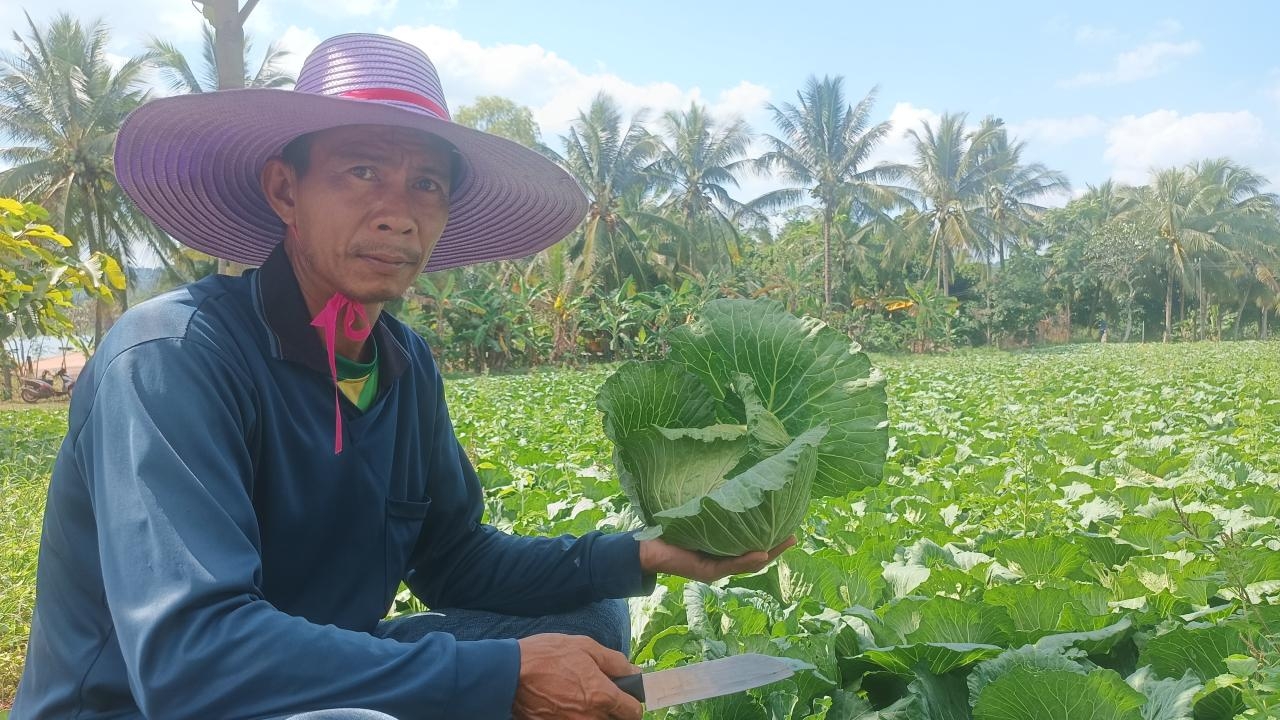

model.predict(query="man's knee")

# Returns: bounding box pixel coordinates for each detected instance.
[375,599,632,654]
[273,710,398,720]
[592,598,631,655]
[543,599,632,655]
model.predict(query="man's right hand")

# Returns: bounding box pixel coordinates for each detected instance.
[513,633,644,720]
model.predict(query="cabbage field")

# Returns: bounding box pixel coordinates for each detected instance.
[3,342,1279,717]
[447,342,1280,719]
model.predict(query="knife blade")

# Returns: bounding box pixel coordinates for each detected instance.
[611,653,803,709]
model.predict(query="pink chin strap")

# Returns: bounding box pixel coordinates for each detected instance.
[310,292,372,454]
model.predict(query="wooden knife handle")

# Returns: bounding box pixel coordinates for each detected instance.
[612,673,645,703]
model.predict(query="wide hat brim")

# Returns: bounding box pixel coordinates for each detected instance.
[114,88,587,272]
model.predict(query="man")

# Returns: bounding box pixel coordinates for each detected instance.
[13,34,790,719]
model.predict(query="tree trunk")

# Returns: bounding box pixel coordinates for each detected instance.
[1062,282,1072,340]
[1178,282,1184,338]
[1196,262,1206,342]
[1123,280,1137,342]
[1263,307,1270,341]
[210,0,247,90]
[1234,285,1251,340]
[822,207,833,312]
[1164,271,1173,343]
[939,246,951,297]
[1,353,12,401]
[207,0,255,278]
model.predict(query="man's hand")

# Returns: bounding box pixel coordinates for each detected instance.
[513,634,643,720]
[638,535,796,583]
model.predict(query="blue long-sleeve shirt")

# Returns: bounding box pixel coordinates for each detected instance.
[13,245,650,719]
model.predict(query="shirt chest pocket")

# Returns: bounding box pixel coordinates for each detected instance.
[385,497,432,595]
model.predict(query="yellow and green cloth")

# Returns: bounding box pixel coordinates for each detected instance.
[335,340,379,411]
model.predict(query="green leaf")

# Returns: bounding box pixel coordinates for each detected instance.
[634,624,696,665]
[1125,667,1199,720]
[856,643,1005,676]
[650,426,825,556]
[968,646,1089,710]
[881,596,1015,647]
[1115,516,1184,554]
[1222,654,1258,677]
[803,690,916,720]
[778,551,872,609]
[737,373,792,453]
[1138,625,1250,682]
[1033,615,1135,656]
[906,669,973,720]
[673,691,769,719]
[598,360,718,443]
[973,667,1146,720]
[665,298,889,497]
[1075,533,1141,568]
[1190,675,1245,720]
[984,584,1114,643]
[994,536,1086,579]
[620,423,749,525]
[883,561,931,599]
[598,299,888,555]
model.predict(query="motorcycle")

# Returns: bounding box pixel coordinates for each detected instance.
[20,367,76,403]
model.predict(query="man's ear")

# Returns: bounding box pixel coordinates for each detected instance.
[261,157,298,227]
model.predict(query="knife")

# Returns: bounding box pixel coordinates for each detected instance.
[611,653,806,709]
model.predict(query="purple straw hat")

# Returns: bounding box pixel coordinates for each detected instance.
[114,33,586,271]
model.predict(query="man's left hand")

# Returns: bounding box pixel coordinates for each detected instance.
[638,536,796,583]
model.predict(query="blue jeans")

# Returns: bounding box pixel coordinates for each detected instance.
[272,599,630,720]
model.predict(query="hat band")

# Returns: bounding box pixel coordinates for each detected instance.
[339,88,450,121]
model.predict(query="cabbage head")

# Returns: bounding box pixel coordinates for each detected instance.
[597,298,889,556]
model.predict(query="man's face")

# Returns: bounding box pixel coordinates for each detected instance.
[267,124,453,308]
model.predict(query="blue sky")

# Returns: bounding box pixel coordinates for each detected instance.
[5,0,1280,203]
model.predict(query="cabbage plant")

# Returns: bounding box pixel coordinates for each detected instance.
[597,299,889,556]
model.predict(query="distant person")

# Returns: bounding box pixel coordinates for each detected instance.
[13,33,790,719]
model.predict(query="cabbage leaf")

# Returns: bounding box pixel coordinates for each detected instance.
[598,299,889,555]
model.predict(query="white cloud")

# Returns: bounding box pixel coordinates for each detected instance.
[1074,24,1123,45]
[1062,40,1201,87]
[383,25,771,141]
[374,25,790,207]
[104,52,129,73]
[1010,115,1108,146]
[274,25,321,78]
[0,1,206,54]
[866,102,943,168]
[1103,109,1278,184]
[710,81,772,128]
[314,0,400,19]
[1150,19,1184,39]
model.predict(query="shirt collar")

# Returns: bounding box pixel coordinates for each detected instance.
[253,243,409,392]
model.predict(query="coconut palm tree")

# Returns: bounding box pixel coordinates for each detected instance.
[548,92,659,291]
[981,118,1070,267]
[147,22,294,94]
[756,77,905,310]
[649,103,754,279]
[0,13,176,342]
[900,113,1006,296]
[1042,181,1124,331]
[1187,158,1279,339]
[1120,167,1215,342]
[1121,159,1277,342]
